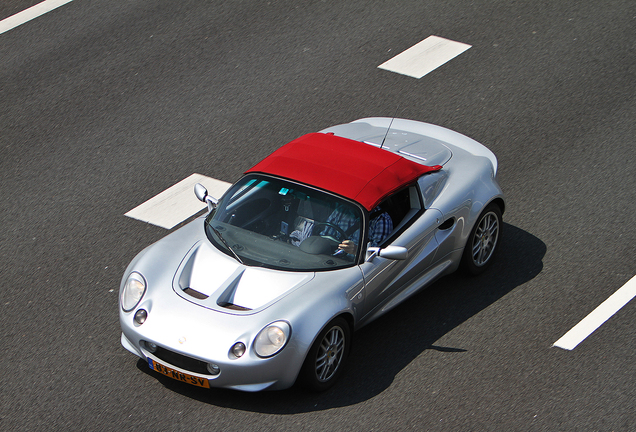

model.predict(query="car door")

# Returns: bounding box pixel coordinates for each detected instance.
[357,207,443,323]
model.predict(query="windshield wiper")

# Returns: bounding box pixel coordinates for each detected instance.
[206,222,244,265]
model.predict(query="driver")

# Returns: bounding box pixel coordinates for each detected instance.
[322,204,393,255]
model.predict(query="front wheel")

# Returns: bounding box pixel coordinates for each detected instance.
[460,203,502,275]
[298,317,351,392]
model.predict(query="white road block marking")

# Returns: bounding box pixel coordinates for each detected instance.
[125,174,231,229]
[553,275,636,350]
[378,35,471,79]
[0,0,74,34]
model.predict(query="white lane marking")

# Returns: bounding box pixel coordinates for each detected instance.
[553,275,636,350]
[378,35,471,79]
[0,0,74,34]
[125,174,231,229]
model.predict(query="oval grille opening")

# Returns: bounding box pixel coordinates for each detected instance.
[152,345,210,375]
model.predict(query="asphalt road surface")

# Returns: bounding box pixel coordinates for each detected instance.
[1,1,635,430]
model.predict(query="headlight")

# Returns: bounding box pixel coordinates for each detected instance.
[254,321,291,358]
[121,271,146,312]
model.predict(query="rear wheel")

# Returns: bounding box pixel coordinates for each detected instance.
[299,317,351,391]
[460,204,502,275]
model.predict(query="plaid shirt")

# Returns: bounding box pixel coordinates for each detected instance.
[367,210,393,247]
[323,205,393,247]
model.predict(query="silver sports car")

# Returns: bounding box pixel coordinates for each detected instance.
[119,118,505,392]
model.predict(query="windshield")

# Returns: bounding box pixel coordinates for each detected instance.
[204,174,364,271]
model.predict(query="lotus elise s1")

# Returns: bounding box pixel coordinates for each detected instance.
[119,117,505,392]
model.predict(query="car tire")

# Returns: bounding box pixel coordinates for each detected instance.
[299,316,351,392]
[460,203,502,275]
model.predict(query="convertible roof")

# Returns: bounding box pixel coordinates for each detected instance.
[246,132,442,211]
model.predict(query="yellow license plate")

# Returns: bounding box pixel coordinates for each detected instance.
[148,358,210,388]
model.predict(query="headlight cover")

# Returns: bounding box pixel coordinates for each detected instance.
[121,271,146,312]
[254,321,291,358]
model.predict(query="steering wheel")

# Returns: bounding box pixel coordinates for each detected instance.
[313,222,347,242]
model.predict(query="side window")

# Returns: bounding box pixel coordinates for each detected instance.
[379,185,423,240]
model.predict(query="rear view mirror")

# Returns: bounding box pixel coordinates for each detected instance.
[379,246,408,260]
[194,183,218,212]
[365,245,408,262]
[194,183,208,202]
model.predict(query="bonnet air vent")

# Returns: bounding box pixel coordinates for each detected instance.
[217,302,252,311]
[183,288,209,300]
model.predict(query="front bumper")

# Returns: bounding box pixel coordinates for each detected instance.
[119,298,307,392]
[122,333,292,391]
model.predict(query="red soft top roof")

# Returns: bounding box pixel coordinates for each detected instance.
[246,132,442,211]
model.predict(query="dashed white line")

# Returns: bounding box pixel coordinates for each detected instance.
[378,35,471,79]
[125,174,231,229]
[0,0,74,35]
[553,275,636,350]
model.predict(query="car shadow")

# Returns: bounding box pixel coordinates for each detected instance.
[135,222,545,413]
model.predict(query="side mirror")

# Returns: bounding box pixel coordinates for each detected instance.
[365,245,408,262]
[194,183,218,212]
[194,183,208,202]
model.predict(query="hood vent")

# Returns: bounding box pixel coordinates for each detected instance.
[183,288,208,300]
[173,242,315,313]
[218,302,252,311]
